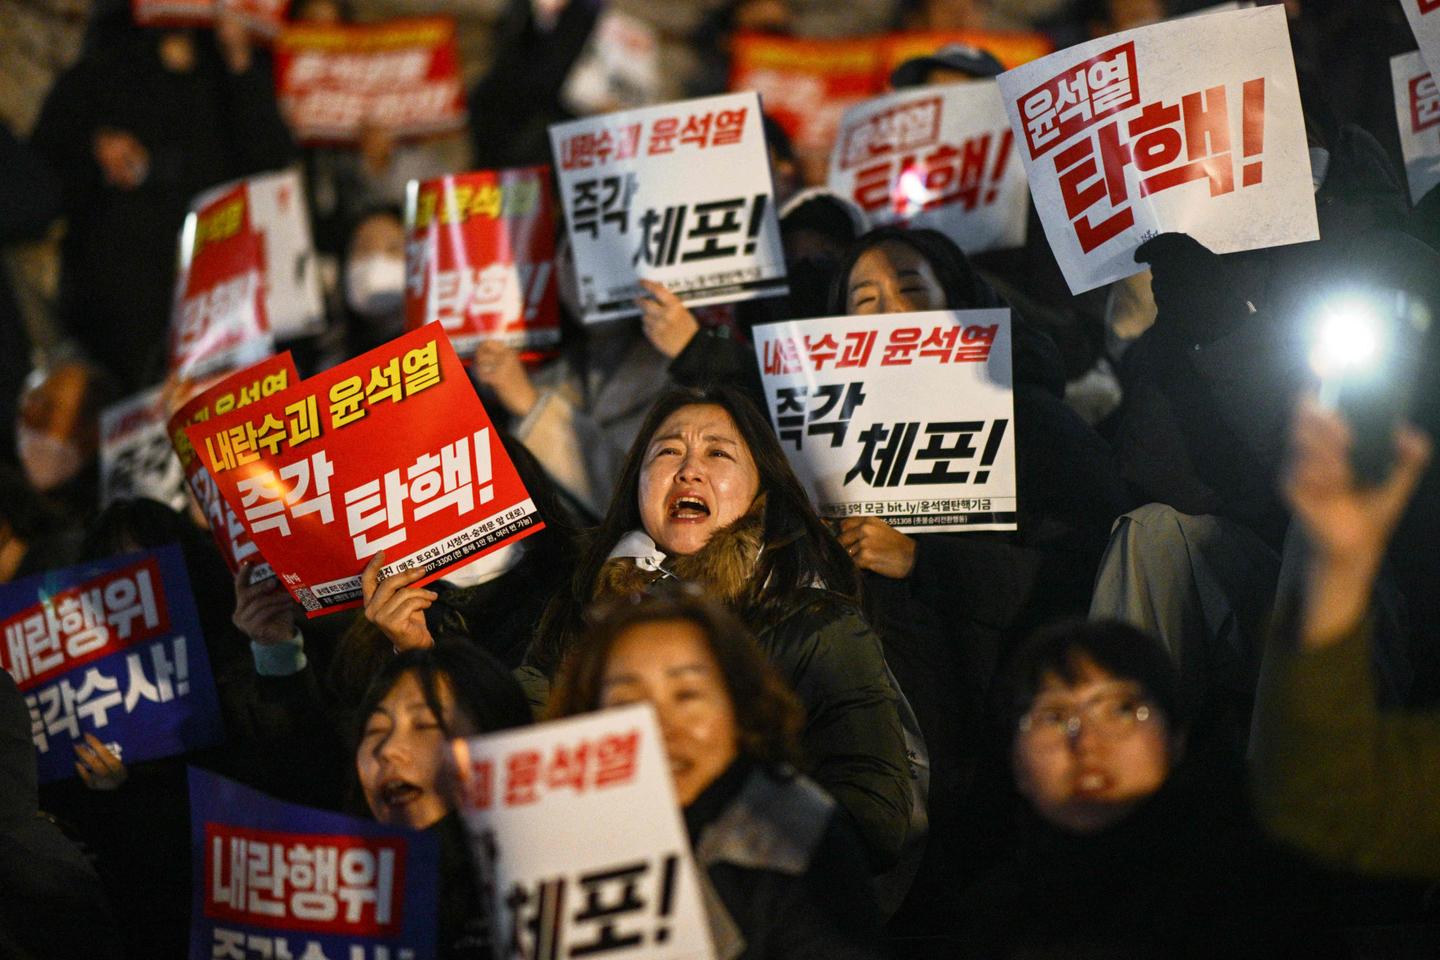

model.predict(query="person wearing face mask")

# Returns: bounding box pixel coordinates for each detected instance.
[320,207,409,368]
[16,360,115,517]
[550,590,883,960]
[354,641,533,960]
[954,620,1338,959]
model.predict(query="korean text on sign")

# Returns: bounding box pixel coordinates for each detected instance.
[168,353,301,578]
[170,183,273,380]
[0,546,224,783]
[755,310,1017,533]
[829,81,1028,254]
[101,385,190,513]
[186,326,544,617]
[273,17,467,145]
[454,704,716,960]
[1402,0,1440,83]
[549,91,788,324]
[404,167,560,355]
[996,5,1317,294]
[1391,51,1440,205]
[189,768,439,960]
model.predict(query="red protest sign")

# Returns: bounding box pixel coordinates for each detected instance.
[185,327,544,617]
[404,168,560,357]
[168,353,301,576]
[170,183,273,381]
[272,17,468,146]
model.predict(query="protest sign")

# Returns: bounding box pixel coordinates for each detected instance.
[247,169,327,342]
[169,353,301,578]
[829,81,1028,254]
[189,768,439,960]
[132,0,290,36]
[1392,51,1440,206]
[170,182,273,380]
[186,326,544,616]
[453,704,715,960]
[562,9,663,116]
[273,17,468,145]
[996,5,1317,294]
[100,386,191,513]
[753,309,1017,532]
[731,35,881,185]
[731,30,1052,184]
[404,167,560,356]
[1402,0,1440,79]
[549,92,787,324]
[0,546,224,783]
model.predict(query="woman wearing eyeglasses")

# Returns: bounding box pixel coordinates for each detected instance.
[953,620,1340,960]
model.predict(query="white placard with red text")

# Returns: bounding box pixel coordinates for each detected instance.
[453,705,715,960]
[246,169,326,342]
[1402,0,1440,79]
[1392,51,1440,205]
[828,81,1027,255]
[753,310,1016,532]
[997,6,1316,294]
[549,92,788,324]
[561,9,662,116]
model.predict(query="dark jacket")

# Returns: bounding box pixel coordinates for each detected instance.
[958,755,1340,959]
[686,760,883,960]
[0,671,122,960]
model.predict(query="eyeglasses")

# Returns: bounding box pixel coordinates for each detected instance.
[1017,689,1156,745]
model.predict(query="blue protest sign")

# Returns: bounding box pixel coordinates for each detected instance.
[0,544,224,782]
[189,768,441,960]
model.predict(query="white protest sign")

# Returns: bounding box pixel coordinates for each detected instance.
[562,10,662,116]
[549,92,788,324]
[753,309,1017,532]
[997,5,1316,294]
[827,82,1028,255]
[1402,0,1440,79]
[246,169,326,342]
[1392,51,1440,205]
[453,704,715,960]
[99,386,190,512]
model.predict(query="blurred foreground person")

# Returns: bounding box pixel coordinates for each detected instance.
[959,620,1337,959]
[1252,400,1438,878]
[551,589,882,960]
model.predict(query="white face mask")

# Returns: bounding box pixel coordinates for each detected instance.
[17,425,86,492]
[345,255,406,317]
[441,542,526,588]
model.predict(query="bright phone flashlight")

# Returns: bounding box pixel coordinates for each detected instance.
[1308,296,1385,384]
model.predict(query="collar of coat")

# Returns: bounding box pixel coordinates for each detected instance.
[594,494,768,607]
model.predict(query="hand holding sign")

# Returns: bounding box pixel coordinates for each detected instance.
[74,733,128,791]
[636,279,700,358]
[472,341,539,417]
[360,552,436,653]
[838,516,917,579]
[231,562,297,647]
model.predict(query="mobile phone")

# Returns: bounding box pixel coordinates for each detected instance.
[1314,290,1430,486]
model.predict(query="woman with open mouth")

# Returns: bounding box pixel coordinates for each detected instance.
[353,640,533,959]
[522,383,921,885]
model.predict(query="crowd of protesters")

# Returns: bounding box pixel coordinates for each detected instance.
[3,0,1440,957]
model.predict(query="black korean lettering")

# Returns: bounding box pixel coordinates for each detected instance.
[806,382,867,448]
[505,877,567,960]
[903,421,983,485]
[844,421,920,488]
[775,386,808,449]
[679,198,745,262]
[632,206,688,267]
[568,861,648,957]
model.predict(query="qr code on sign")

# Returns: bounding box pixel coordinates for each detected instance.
[294,587,320,612]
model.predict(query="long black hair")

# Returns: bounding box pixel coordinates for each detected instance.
[826,225,1006,317]
[529,384,856,676]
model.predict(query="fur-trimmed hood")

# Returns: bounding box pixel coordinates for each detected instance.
[592,495,767,608]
